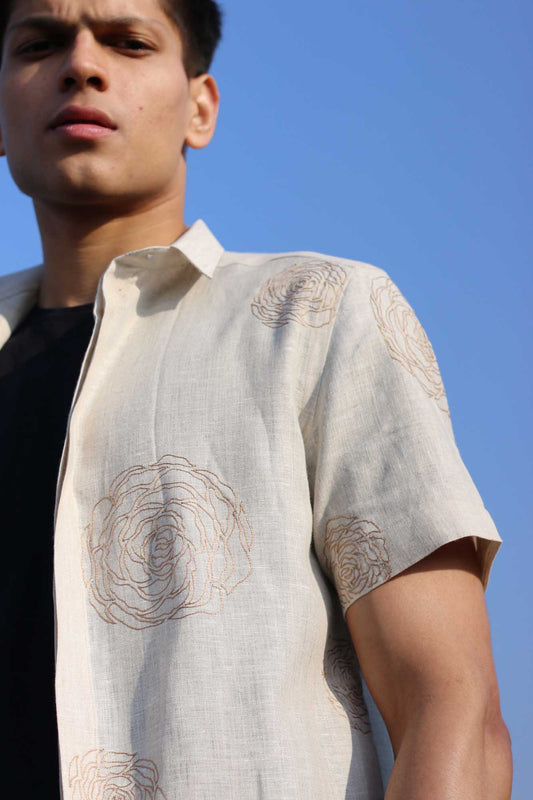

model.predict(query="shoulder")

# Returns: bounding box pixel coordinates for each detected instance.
[218,248,395,314]
[0,265,42,302]
[0,266,42,345]
[220,247,388,283]
[214,248,420,345]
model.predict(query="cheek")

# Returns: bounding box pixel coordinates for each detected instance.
[119,81,190,176]
[0,74,42,151]
[0,84,16,147]
[0,107,23,159]
[133,74,190,136]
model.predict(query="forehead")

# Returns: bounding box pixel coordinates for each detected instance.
[8,0,170,26]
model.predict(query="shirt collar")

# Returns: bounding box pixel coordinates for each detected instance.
[169,219,224,279]
[0,219,224,346]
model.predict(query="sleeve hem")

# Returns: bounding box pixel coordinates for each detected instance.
[341,530,503,619]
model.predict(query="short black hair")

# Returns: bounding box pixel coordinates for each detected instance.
[0,0,223,77]
[162,0,223,76]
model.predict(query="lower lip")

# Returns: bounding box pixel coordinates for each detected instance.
[52,123,115,140]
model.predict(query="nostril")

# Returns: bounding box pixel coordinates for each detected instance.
[61,75,102,89]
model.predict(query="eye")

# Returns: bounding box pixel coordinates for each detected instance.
[112,37,153,52]
[17,38,58,56]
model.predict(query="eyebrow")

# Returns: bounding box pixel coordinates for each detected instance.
[7,15,165,36]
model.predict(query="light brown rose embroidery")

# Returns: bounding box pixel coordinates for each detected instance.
[83,455,254,629]
[323,639,371,734]
[370,275,450,415]
[69,750,168,800]
[324,517,392,610]
[251,260,347,328]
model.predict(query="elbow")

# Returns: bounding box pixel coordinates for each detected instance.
[484,714,513,800]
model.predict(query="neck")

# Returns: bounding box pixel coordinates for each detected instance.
[34,192,188,309]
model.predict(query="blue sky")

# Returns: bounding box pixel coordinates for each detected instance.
[0,0,530,795]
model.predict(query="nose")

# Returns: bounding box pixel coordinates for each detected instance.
[57,31,109,92]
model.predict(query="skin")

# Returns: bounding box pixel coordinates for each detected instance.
[347,536,513,798]
[0,0,220,307]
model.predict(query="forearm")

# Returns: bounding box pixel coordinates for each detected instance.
[384,700,513,800]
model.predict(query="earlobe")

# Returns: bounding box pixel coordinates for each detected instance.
[185,74,220,151]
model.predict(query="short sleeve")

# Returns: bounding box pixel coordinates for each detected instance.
[308,265,502,617]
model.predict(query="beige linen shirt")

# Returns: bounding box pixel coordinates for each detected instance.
[0,220,502,799]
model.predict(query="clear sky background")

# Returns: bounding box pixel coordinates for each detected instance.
[0,0,531,795]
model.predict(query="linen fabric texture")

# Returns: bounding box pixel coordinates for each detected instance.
[0,220,502,800]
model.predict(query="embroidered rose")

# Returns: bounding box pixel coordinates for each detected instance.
[83,455,254,629]
[69,749,168,800]
[324,517,392,610]
[323,639,371,734]
[251,260,347,328]
[370,276,450,415]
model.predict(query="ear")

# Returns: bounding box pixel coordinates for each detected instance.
[185,74,220,150]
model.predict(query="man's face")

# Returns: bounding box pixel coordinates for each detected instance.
[0,0,203,209]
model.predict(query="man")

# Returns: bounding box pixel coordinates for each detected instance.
[0,0,513,798]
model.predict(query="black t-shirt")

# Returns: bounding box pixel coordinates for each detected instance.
[0,301,95,798]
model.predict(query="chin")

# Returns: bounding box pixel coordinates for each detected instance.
[36,182,171,217]
[13,158,180,212]
[23,172,135,207]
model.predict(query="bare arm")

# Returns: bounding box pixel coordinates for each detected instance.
[346,537,513,799]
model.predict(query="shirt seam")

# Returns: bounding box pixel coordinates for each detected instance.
[302,268,357,443]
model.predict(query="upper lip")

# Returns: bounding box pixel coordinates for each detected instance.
[49,105,117,130]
